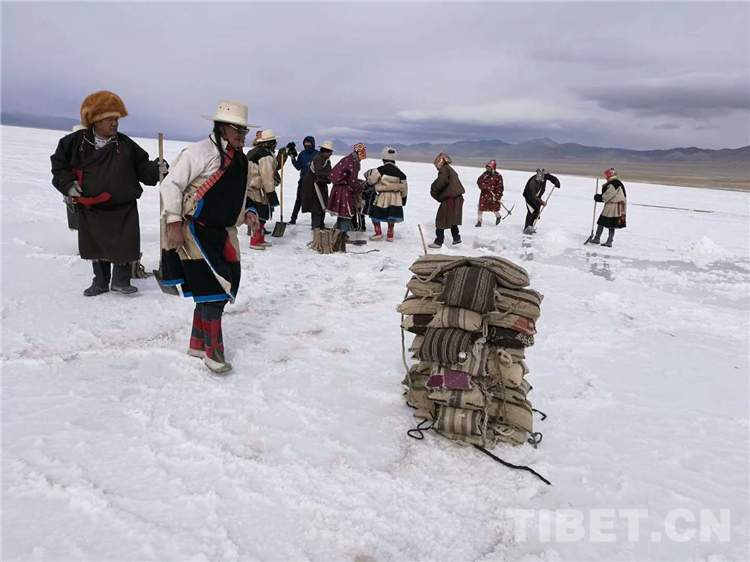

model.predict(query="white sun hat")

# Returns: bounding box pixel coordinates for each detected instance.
[201,100,259,128]
[257,129,281,142]
[320,141,335,152]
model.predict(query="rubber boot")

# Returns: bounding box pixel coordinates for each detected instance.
[249,228,266,250]
[370,222,383,241]
[203,315,232,374]
[187,307,205,358]
[602,229,615,247]
[591,225,603,245]
[386,223,395,242]
[260,230,272,248]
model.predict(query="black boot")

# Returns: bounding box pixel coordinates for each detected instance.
[591,225,604,245]
[84,260,111,296]
[602,229,615,247]
[111,263,138,294]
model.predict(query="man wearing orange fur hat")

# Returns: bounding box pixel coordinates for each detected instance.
[51,91,165,296]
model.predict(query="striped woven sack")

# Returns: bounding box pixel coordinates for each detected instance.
[426,366,473,391]
[503,346,526,361]
[406,387,433,410]
[403,369,430,390]
[429,306,484,332]
[417,328,477,365]
[492,424,526,445]
[408,336,425,353]
[494,287,544,319]
[435,430,489,447]
[433,405,484,436]
[468,256,530,289]
[428,387,487,410]
[484,312,537,336]
[486,326,535,348]
[397,296,440,315]
[408,254,464,277]
[413,408,435,421]
[487,360,528,388]
[437,266,497,314]
[488,382,530,403]
[487,399,533,433]
[406,276,445,297]
[401,314,434,335]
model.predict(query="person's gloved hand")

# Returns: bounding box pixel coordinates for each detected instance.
[539,201,546,207]
[594,193,603,203]
[67,181,82,197]
[158,160,169,176]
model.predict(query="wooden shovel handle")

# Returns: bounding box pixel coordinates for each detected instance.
[158,133,164,184]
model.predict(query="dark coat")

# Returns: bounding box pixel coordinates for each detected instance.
[477,171,504,212]
[327,152,363,219]
[431,164,465,229]
[292,136,318,181]
[523,172,560,205]
[50,129,159,263]
[300,153,332,214]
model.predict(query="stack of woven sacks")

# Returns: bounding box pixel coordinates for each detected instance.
[398,254,544,447]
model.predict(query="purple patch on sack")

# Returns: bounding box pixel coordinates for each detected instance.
[443,369,471,390]
[426,375,444,389]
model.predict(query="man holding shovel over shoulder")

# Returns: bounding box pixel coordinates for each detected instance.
[246,130,281,250]
[523,168,560,234]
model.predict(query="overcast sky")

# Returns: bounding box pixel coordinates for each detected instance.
[2,2,749,150]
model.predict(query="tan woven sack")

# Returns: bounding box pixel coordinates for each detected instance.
[406,276,444,297]
[397,296,440,315]
[429,306,484,332]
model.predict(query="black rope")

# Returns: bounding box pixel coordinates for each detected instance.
[527,432,543,448]
[407,419,433,440]
[473,445,552,486]
[532,408,547,421]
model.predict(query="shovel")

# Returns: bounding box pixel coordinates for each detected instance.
[532,186,557,227]
[350,207,368,246]
[153,134,180,296]
[271,153,287,237]
[584,178,600,245]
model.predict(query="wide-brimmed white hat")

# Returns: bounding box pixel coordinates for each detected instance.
[257,129,280,143]
[320,141,335,152]
[201,100,259,128]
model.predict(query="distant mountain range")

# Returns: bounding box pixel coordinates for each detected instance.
[333,138,750,165]
[3,111,748,165]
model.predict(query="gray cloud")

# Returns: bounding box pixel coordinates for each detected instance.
[577,72,750,119]
[2,2,749,150]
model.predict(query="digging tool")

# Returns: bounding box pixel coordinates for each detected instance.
[532,186,557,227]
[501,202,515,220]
[153,133,179,296]
[271,153,287,237]
[584,178,600,245]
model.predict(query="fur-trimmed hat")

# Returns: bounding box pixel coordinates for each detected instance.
[434,152,452,168]
[80,91,128,128]
[381,147,397,161]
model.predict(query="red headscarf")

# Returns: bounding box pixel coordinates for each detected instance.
[487,159,497,171]
[353,143,367,159]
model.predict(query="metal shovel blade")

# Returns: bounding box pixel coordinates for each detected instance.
[271,221,287,238]
[153,268,180,296]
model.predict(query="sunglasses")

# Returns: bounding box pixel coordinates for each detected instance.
[227,124,249,136]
